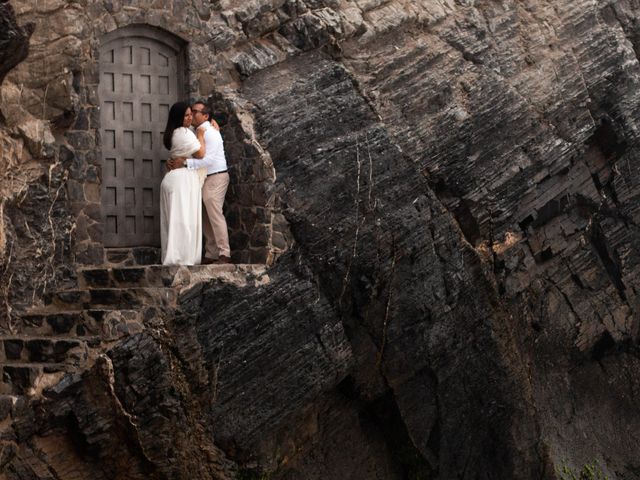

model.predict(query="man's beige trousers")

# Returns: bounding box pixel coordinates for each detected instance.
[202,172,230,259]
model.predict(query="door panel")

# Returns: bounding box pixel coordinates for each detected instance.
[99,34,181,247]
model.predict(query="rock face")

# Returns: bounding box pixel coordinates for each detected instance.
[3,0,640,479]
[0,0,33,86]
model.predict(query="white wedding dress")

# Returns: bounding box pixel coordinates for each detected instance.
[160,127,203,265]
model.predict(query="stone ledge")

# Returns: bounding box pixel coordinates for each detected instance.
[78,264,270,290]
[45,287,179,310]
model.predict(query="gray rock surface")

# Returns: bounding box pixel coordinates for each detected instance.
[2,1,640,479]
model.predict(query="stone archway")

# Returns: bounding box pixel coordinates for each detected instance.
[99,25,187,248]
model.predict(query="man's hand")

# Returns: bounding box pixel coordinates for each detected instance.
[211,119,220,131]
[167,157,186,170]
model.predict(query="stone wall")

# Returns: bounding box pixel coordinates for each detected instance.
[4,0,640,479]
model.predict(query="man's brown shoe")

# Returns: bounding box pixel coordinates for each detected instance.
[202,257,215,265]
[214,255,232,264]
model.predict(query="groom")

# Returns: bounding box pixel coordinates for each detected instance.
[168,101,231,264]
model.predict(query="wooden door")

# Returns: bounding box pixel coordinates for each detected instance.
[99,29,183,247]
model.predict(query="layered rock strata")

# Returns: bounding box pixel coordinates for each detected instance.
[2,0,640,479]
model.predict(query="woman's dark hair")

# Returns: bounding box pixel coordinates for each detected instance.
[163,101,190,150]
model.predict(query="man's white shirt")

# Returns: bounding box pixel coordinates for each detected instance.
[185,121,227,174]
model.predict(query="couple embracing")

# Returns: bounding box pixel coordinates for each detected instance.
[160,100,231,266]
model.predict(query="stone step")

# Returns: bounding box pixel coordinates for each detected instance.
[77,264,265,289]
[103,247,161,267]
[45,287,178,310]
[0,363,68,396]
[17,308,152,338]
[0,337,91,364]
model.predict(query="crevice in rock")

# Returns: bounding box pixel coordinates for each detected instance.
[588,219,627,302]
[427,175,483,248]
[583,117,627,205]
[358,388,436,479]
[591,330,616,361]
[336,373,438,478]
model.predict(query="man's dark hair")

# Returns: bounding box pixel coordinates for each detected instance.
[162,101,190,150]
[192,100,211,117]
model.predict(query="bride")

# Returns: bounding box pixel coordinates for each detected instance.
[160,101,206,265]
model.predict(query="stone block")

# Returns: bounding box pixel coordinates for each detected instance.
[226,206,241,230]
[76,242,104,265]
[230,230,250,250]
[53,340,81,363]
[86,309,105,322]
[66,179,85,202]
[81,60,99,83]
[132,247,161,265]
[112,267,146,285]
[58,144,75,167]
[84,84,99,105]
[251,224,272,247]
[42,364,65,373]
[73,108,89,130]
[86,165,99,182]
[250,247,272,264]
[46,313,80,334]
[26,339,54,362]
[65,130,95,150]
[126,288,175,308]
[232,250,251,265]
[80,269,111,288]
[198,73,216,96]
[255,206,270,223]
[89,289,121,306]
[83,203,102,223]
[76,149,99,167]
[68,153,86,181]
[234,184,254,206]
[272,231,288,250]
[253,183,274,206]
[102,0,121,14]
[241,207,257,232]
[87,220,104,240]
[272,213,289,230]
[4,340,24,361]
[146,265,180,287]
[88,106,100,129]
[105,249,132,265]
[22,314,44,329]
[51,290,89,309]
[84,182,100,203]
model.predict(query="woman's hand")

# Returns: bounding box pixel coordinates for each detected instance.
[193,128,206,158]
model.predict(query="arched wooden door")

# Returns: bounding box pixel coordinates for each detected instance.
[99,26,186,247]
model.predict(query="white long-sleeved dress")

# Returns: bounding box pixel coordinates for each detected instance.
[160,127,203,265]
